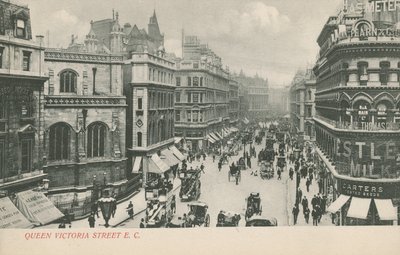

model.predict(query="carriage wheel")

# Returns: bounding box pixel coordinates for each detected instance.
[204,214,210,227]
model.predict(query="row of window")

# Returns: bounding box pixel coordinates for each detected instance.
[148,91,174,109]
[148,67,174,84]
[147,119,174,145]
[0,136,34,179]
[175,108,229,123]
[346,61,400,85]
[0,47,31,71]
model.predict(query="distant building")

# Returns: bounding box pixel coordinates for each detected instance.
[238,81,249,121]
[289,68,316,142]
[269,86,290,117]
[174,36,231,152]
[0,0,48,196]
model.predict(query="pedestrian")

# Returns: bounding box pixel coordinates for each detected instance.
[127,201,134,219]
[309,172,314,184]
[140,218,145,228]
[88,213,96,228]
[312,208,319,226]
[277,168,281,180]
[171,195,176,213]
[301,196,308,214]
[306,178,311,192]
[316,205,322,223]
[111,200,117,218]
[297,188,303,204]
[91,202,99,218]
[289,167,294,180]
[58,222,66,228]
[203,153,206,161]
[304,207,310,224]
[235,172,240,185]
[218,161,222,172]
[200,163,205,174]
[292,205,300,225]
[213,154,216,163]
[247,156,252,169]
[321,196,327,214]
[318,178,323,194]
[311,195,318,209]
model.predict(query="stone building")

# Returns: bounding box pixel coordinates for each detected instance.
[174,36,231,152]
[289,68,316,142]
[313,0,400,225]
[0,0,48,196]
[228,78,239,127]
[269,86,290,117]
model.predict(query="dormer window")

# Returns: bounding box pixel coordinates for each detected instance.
[16,19,26,38]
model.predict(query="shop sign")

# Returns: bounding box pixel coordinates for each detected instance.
[337,177,400,199]
[343,0,400,14]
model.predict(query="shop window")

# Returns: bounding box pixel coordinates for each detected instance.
[137,132,142,147]
[21,138,33,173]
[176,77,181,86]
[87,122,106,158]
[16,19,26,38]
[0,139,5,178]
[22,51,31,71]
[379,62,390,85]
[357,62,368,85]
[60,70,77,93]
[49,123,70,160]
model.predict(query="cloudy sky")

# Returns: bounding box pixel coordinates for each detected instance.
[17,0,344,86]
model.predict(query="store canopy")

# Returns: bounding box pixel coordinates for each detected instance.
[207,135,216,144]
[148,153,170,174]
[209,133,220,141]
[15,190,64,226]
[161,148,180,167]
[169,146,186,161]
[374,199,397,221]
[174,137,183,144]
[0,197,33,229]
[346,197,371,219]
[327,195,351,213]
[215,132,223,139]
[132,156,142,173]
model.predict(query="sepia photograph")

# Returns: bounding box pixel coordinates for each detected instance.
[0,0,399,254]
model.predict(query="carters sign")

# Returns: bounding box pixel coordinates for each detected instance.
[337,178,400,198]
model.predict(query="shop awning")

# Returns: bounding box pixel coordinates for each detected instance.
[148,153,170,174]
[209,133,220,141]
[132,156,142,173]
[374,199,397,221]
[215,132,223,139]
[347,197,371,219]
[174,137,183,144]
[0,197,33,229]
[207,135,216,144]
[169,146,186,161]
[230,127,239,132]
[327,195,351,213]
[15,190,64,226]
[161,149,180,167]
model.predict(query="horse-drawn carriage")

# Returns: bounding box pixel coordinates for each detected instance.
[186,202,210,227]
[179,169,201,201]
[260,161,274,180]
[245,216,278,227]
[237,157,246,170]
[245,193,262,221]
[228,164,241,182]
[216,211,241,227]
[276,156,286,171]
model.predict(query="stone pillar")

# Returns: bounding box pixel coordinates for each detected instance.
[82,70,88,95]
[48,69,55,95]
[77,112,86,161]
[111,112,121,158]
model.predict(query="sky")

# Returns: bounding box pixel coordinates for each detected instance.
[16,0,344,87]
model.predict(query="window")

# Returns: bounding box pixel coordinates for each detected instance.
[0,93,6,119]
[0,47,3,68]
[175,111,181,122]
[16,19,26,38]
[193,77,199,86]
[187,93,191,103]
[306,106,312,117]
[308,90,312,100]
[193,112,198,122]
[357,62,368,85]
[187,111,192,122]
[49,123,70,160]
[21,138,33,173]
[87,123,106,158]
[193,93,199,103]
[193,63,199,69]
[176,77,181,86]
[200,93,203,103]
[22,51,31,71]
[138,98,143,110]
[0,139,5,178]
[200,77,203,86]
[60,70,77,93]
[199,110,203,122]
[149,68,152,80]
[137,132,142,147]
[187,77,192,86]
[379,62,390,85]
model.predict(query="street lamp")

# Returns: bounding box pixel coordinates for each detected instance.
[98,188,116,228]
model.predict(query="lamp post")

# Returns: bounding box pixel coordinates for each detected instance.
[98,188,116,228]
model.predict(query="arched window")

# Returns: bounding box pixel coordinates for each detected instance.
[87,123,107,158]
[49,123,70,160]
[137,132,142,147]
[308,90,312,100]
[60,70,77,93]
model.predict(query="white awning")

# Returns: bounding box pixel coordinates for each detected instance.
[161,149,180,167]
[132,156,142,173]
[374,199,397,221]
[148,154,170,174]
[174,137,183,144]
[327,195,351,213]
[169,146,185,161]
[214,132,223,139]
[347,197,371,219]
[207,135,216,144]
[209,133,220,141]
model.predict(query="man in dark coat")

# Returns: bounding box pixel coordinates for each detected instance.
[277,168,281,180]
[301,196,308,214]
[88,213,96,228]
[91,202,99,218]
[289,167,294,180]
[292,205,300,225]
[312,208,319,226]
[318,179,323,194]
[306,178,311,192]
[311,195,318,209]
[304,207,310,224]
[140,218,145,228]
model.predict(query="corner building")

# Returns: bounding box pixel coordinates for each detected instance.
[313,0,400,225]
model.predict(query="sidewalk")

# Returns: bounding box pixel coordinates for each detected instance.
[286,161,334,227]
[37,178,181,229]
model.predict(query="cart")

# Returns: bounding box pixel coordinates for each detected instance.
[237,157,246,170]
[228,164,241,182]
[277,156,286,171]
[216,211,241,227]
[179,169,201,202]
[245,192,262,221]
[186,202,210,227]
[260,161,274,180]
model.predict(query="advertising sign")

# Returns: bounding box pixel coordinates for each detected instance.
[0,197,33,229]
[337,177,400,199]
